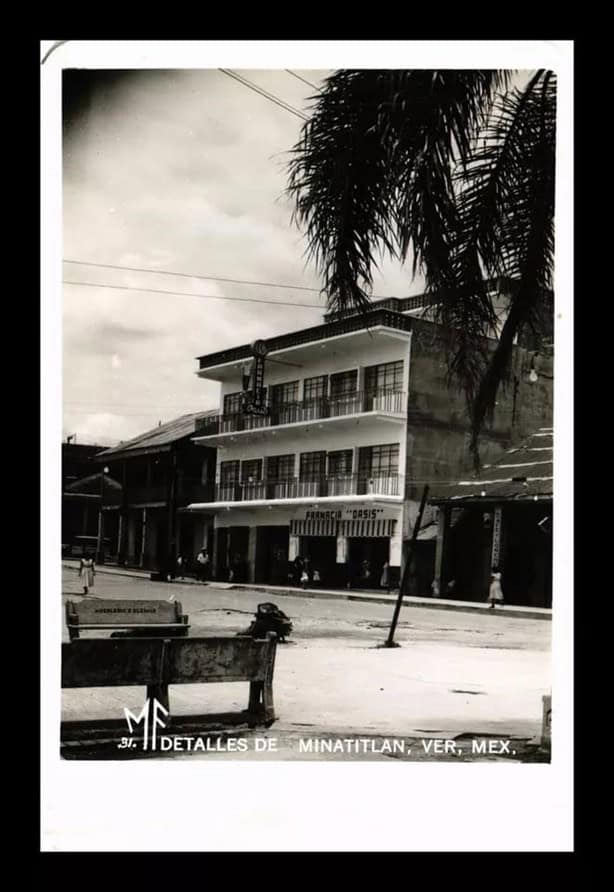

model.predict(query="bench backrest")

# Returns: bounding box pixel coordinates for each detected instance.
[66,599,186,634]
[61,635,276,688]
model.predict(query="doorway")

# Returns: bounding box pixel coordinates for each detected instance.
[255,526,289,584]
[348,537,390,589]
[300,536,339,588]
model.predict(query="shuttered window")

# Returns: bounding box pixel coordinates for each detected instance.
[266,454,295,480]
[299,451,327,481]
[328,449,353,476]
[364,360,403,392]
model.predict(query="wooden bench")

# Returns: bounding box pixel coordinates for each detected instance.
[61,633,277,736]
[65,599,189,641]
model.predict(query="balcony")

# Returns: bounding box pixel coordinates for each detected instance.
[191,474,402,506]
[196,308,412,380]
[194,389,407,444]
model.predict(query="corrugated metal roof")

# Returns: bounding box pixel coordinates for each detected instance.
[96,411,216,459]
[431,428,553,503]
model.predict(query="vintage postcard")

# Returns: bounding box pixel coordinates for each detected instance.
[41,40,573,851]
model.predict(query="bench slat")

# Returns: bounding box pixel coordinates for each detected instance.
[61,636,274,688]
[68,599,180,625]
[67,623,189,630]
[62,638,167,687]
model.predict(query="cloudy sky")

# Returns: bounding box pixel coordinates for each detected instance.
[62,68,423,447]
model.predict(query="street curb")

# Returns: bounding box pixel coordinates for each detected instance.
[227,585,551,620]
[62,562,551,621]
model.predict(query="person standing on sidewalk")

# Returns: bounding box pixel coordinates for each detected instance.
[79,556,95,595]
[380,561,390,593]
[196,548,210,583]
[488,567,504,609]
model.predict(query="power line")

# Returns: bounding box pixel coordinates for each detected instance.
[63,259,322,294]
[63,279,324,309]
[285,69,322,92]
[64,408,193,418]
[218,68,309,121]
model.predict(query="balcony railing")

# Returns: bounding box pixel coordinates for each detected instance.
[210,474,401,503]
[195,389,406,437]
[197,308,412,370]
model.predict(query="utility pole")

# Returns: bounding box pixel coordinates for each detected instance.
[384,484,429,648]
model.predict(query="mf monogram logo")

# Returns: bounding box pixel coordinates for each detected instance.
[123,698,169,751]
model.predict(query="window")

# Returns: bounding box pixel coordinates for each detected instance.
[303,375,328,401]
[220,460,240,485]
[299,451,326,481]
[365,360,403,393]
[271,380,299,406]
[330,370,358,398]
[266,454,295,481]
[223,392,243,416]
[328,450,353,477]
[241,459,263,482]
[358,444,399,477]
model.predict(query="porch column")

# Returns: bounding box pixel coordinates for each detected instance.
[490,505,504,570]
[433,506,449,597]
[117,513,123,563]
[336,534,348,588]
[140,508,147,568]
[247,526,257,584]
[288,534,300,562]
[212,524,219,579]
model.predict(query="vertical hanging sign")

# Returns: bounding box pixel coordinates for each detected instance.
[243,340,268,415]
[491,506,503,567]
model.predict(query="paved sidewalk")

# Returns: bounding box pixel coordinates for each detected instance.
[61,560,551,620]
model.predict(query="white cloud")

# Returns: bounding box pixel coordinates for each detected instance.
[63,68,421,445]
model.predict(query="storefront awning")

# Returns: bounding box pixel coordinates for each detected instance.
[338,518,396,538]
[290,517,338,537]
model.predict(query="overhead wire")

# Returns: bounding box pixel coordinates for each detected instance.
[63,279,324,309]
[63,259,323,294]
[218,68,309,121]
[284,69,322,92]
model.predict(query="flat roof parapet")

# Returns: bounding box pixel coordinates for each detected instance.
[196,307,413,371]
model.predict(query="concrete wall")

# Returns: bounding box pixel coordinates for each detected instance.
[405,318,553,497]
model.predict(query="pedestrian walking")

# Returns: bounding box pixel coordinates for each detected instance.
[361,559,371,584]
[196,548,210,583]
[293,555,304,587]
[380,561,390,592]
[176,554,185,580]
[79,556,95,595]
[488,567,504,609]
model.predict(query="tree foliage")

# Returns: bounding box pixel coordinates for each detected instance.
[288,69,556,466]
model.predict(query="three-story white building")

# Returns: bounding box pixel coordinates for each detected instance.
[187,292,552,592]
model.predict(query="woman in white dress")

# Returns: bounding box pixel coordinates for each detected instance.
[488,567,504,609]
[79,557,96,595]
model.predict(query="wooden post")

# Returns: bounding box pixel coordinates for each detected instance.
[140,508,147,568]
[166,448,178,580]
[384,485,429,648]
[433,505,448,597]
[263,632,277,724]
[491,505,503,569]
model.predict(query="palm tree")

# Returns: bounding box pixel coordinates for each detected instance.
[288,69,556,467]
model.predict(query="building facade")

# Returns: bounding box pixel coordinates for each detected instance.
[430,427,553,608]
[187,294,553,592]
[92,413,217,574]
[62,442,120,557]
